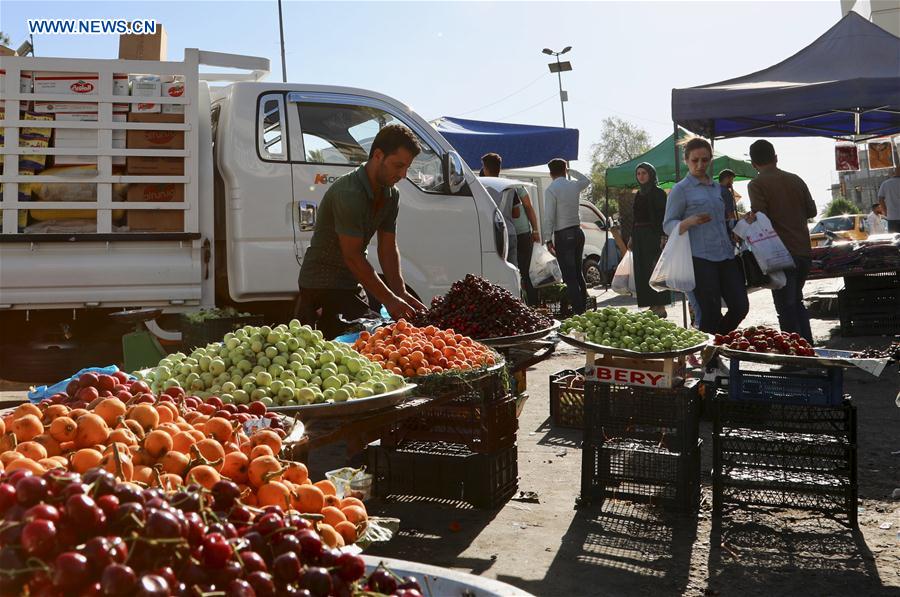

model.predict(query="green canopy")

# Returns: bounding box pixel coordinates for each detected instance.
[606,127,757,189]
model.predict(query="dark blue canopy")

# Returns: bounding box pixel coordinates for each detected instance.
[672,12,900,140]
[432,116,579,169]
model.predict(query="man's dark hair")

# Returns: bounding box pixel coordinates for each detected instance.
[548,158,567,177]
[749,140,776,165]
[681,137,712,160]
[369,124,421,160]
[481,153,502,176]
[718,169,736,182]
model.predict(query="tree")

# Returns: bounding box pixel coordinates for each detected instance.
[823,196,860,217]
[0,32,11,47]
[588,117,652,213]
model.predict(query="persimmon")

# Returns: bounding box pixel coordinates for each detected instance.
[15,441,47,461]
[122,419,145,440]
[11,415,43,442]
[283,461,309,485]
[93,398,126,427]
[127,403,159,431]
[108,428,138,447]
[203,417,233,444]
[317,523,344,548]
[132,465,154,484]
[195,439,225,464]
[31,434,62,457]
[0,451,23,466]
[172,431,196,453]
[159,451,190,476]
[13,403,42,420]
[321,506,347,527]
[249,444,274,459]
[341,505,368,525]
[185,464,220,489]
[70,448,103,473]
[248,455,282,488]
[5,458,45,475]
[220,452,250,484]
[249,429,282,456]
[340,497,366,511]
[144,430,173,459]
[42,404,69,423]
[158,473,183,490]
[334,520,358,544]
[257,481,292,509]
[74,414,109,449]
[313,479,337,497]
[293,484,325,514]
[49,417,77,443]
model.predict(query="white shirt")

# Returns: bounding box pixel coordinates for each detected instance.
[877,176,900,220]
[542,169,591,239]
[866,211,887,234]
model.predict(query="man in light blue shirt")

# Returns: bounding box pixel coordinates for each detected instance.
[543,159,591,314]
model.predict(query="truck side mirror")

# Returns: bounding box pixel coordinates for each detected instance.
[442,151,466,195]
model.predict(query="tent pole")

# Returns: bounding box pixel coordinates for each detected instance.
[674,123,688,329]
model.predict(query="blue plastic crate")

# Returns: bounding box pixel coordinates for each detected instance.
[727,360,844,406]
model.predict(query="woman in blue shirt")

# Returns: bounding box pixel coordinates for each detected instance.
[663,138,748,334]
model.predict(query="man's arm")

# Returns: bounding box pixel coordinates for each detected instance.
[521,191,540,241]
[337,234,416,320]
[568,168,591,192]
[543,187,557,244]
[377,230,426,311]
[799,179,817,219]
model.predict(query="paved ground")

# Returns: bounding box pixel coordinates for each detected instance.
[2,279,898,596]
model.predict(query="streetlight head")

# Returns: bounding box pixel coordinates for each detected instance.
[542,48,553,55]
[561,46,572,54]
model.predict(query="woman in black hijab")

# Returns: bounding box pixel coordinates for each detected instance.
[630,162,671,316]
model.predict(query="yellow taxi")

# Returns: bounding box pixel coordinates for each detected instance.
[809,214,869,247]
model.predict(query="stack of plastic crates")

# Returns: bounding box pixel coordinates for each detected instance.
[367,366,518,508]
[713,357,857,526]
[549,368,586,428]
[838,273,900,336]
[580,379,701,511]
[537,288,598,319]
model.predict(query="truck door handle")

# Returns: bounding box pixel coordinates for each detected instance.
[298,201,317,231]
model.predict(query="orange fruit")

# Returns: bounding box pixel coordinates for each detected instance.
[293,485,325,514]
[321,506,347,527]
[313,480,337,496]
[334,520,358,544]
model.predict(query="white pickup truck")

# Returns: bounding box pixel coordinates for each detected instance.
[0,49,517,378]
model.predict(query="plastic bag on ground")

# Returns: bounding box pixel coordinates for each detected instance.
[530,242,563,287]
[611,250,636,295]
[732,212,795,274]
[650,224,695,293]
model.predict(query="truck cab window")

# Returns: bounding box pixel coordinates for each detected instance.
[297,101,445,193]
[258,94,286,161]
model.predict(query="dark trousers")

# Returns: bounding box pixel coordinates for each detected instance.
[691,257,749,334]
[516,232,538,305]
[888,220,900,233]
[771,255,813,343]
[554,226,587,314]
[294,286,377,340]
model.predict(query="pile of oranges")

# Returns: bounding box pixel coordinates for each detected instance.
[0,380,369,548]
[353,319,495,377]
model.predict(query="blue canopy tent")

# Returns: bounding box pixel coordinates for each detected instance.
[431,116,579,169]
[672,12,900,140]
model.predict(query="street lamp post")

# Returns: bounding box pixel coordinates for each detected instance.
[542,46,572,128]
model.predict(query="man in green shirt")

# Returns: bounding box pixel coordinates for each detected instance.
[297,124,426,338]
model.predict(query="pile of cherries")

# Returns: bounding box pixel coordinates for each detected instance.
[413,274,552,339]
[713,326,815,356]
[0,468,422,596]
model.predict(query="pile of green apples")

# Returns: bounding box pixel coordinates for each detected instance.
[561,307,708,352]
[137,320,405,407]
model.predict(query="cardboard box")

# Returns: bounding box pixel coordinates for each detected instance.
[118,24,167,61]
[52,113,126,166]
[127,210,183,232]
[584,355,686,389]
[130,76,161,113]
[34,72,128,96]
[127,183,184,203]
[126,113,184,175]
[161,79,184,114]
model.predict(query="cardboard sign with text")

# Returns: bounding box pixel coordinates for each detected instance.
[584,355,684,388]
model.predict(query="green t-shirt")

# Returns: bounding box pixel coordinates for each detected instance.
[298,164,400,290]
[511,185,532,235]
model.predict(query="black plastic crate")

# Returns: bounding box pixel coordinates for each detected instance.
[583,380,700,454]
[838,287,900,336]
[714,391,855,437]
[413,365,509,406]
[380,393,517,453]
[549,368,585,428]
[580,438,702,511]
[365,441,518,509]
[537,291,597,319]
[727,358,844,406]
[843,271,899,292]
[179,314,266,349]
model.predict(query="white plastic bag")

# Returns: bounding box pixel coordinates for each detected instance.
[650,225,695,293]
[529,242,563,287]
[732,212,795,274]
[611,250,636,295]
[764,269,787,290]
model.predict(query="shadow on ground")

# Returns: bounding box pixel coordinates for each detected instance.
[497,501,700,596]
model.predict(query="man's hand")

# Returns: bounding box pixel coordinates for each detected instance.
[531,231,540,243]
[384,296,417,321]
[546,242,556,256]
[743,211,757,224]
[402,292,427,313]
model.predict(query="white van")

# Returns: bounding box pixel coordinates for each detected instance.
[0,49,518,376]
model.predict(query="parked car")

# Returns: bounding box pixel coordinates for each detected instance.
[579,201,621,287]
[809,214,869,247]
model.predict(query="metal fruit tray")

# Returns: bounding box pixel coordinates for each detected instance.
[268,384,416,418]
[361,555,535,596]
[559,332,711,359]
[715,346,888,376]
[478,320,561,348]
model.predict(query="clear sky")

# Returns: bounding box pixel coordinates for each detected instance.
[2,1,852,213]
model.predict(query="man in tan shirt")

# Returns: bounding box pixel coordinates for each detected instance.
[746,140,818,343]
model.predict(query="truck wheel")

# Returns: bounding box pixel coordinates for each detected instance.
[583,258,604,288]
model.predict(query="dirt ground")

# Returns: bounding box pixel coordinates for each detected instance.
[2,279,898,596]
